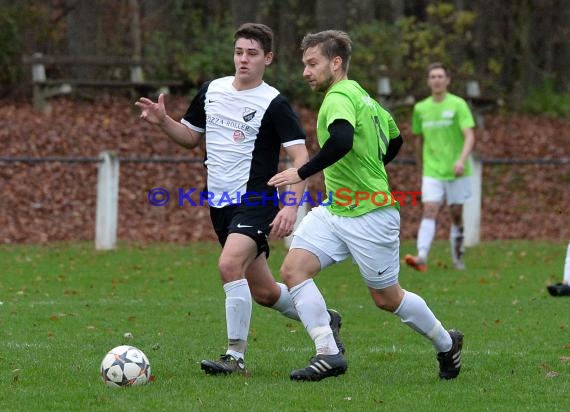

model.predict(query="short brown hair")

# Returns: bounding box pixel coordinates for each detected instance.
[300,30,352,72]
[427,62,450,77]
[234,23,273,55]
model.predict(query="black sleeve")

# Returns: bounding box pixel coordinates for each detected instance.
[297,119,354,180]
[383,135,403,165]
[265,95,306,144]
[181,81,210,129]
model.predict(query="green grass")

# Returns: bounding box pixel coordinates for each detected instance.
[0,240,568,411]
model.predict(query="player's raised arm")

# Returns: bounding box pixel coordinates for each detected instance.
[135,93,202,149]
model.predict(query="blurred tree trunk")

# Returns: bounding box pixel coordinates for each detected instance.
[390,0,405,72]
[206,0,232,23]
[66,0,98,79]
[407,0,428,21]
[273,1,298,90]
[472,0,493,77]
[276,1,297,60]
[512,0,535,106]
[129,0,141,60]
[390,0,405,20]
[351,0,375,23]
[129,0,142,82]
[232,0,259,26]
[451,0,468,75]
[527,0,570,92]
[552,0,570,91]
[497,2,517,101]
[493,0,570,103]
[315,0,347,30]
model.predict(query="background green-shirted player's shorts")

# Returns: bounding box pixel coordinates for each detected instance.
[290,205,400,290]
[421,176,472,205]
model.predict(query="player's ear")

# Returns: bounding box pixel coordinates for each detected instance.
[265,52,273,66]
[331,56,342,72]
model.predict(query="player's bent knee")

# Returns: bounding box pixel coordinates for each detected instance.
[249,284,280,307]
[251,292,276,307]
[373,299,399,312]
[370,287,403,313]
[279,263,295,285]
[279,264,309,288]
[218,259,245,283]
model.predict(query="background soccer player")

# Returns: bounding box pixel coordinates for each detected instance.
[405,62,476,272]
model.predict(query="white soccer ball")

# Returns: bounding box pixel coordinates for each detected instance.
[100,345,151,388]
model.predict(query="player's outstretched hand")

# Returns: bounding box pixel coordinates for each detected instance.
[268,168,302,188]
[135,93,167,126]
[269,206,297,239]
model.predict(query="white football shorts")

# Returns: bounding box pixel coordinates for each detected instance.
[290,205,400,290]
[421,176,472,205]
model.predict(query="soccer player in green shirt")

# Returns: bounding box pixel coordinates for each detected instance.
[405,62,476,272]
[268,30,463,382]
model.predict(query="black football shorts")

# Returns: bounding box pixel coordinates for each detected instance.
[209,202,279,258]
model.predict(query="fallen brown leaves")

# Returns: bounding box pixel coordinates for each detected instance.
[1,96,568,244]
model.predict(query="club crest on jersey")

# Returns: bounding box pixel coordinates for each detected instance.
[243,107,256,122]
[233,130,245,143]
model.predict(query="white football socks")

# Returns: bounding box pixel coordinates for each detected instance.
[271,282,301,321]
[417,218,436,262]
[289,279,338,355]
[450,224,465,263]
[394,290,452,353]
[224,279,252,359]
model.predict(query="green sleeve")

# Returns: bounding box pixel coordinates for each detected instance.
[411,105,422,135]
[322,91,356,129]
[457,100,475,129]
[388,114,400,139]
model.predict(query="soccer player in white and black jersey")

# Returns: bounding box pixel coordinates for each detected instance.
[135,23,344,375]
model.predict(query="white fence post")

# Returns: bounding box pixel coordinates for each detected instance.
[463,155,482,247]
[130,65,144,83]
[95,151,119,250]
[31,52,46,83]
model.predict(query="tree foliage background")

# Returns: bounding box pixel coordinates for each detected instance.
[1,0,570,115]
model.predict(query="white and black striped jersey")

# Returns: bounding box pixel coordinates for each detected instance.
[181,76,306,207]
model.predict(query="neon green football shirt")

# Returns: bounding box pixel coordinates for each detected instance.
[317,80,400,217]
[412,93,475,180]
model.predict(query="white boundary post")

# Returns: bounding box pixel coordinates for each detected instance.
[95,151,119,250]
[130,65,144,83]
[31,52,46,82]
[463,155,482,247]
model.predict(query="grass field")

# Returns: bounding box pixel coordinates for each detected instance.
[0,240,568,411]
